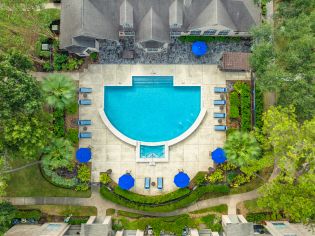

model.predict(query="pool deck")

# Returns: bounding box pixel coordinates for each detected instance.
[79,64,250,195]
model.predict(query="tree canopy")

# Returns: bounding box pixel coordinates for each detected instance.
[250,0,315,121]
[257,106,315,223]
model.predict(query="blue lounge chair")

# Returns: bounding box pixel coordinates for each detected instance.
[214,87,227,93]
[214,113,226,118]
[78,120,92,126]
[214,100,226,105]
[79,132,92,138]
[157,177,163,190]
[78,99,92,105]
[79,87,92,93]
[145,177,151,190]
[214,125,227,131]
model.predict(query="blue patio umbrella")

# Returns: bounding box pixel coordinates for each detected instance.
[211,148,227,164]
[174,172,190,188]
[76,148,92,163]
[192,41,208,56]
[118,173,135,190]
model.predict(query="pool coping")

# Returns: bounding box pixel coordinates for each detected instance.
[99,76,206,162]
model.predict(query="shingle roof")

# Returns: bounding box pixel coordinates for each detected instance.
[220,52,251,71]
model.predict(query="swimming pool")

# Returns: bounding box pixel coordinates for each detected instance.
[104,76,201,143]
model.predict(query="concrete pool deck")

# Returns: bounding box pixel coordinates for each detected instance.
[79,64,250,195]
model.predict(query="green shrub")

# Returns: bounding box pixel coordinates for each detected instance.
[227,172,238,184]
[245,212,281,223]
[66,102,78,115]
[190,171,207,186]
[77,165,90,183]
[218,162,238,171]
[255,86,264,128]
[41,163,77,189]
[54,53,68,71]
[230,173,252,188]
[75,183,89,191]
[114,187,191,205]
[100,173,112,185]
[90,52,98,62]
[100,185,229,212]
[205,169,224,184]
[234,82,251,131]
[201,214,222,232]
[66,128,79,145]
[229,91,240,118]
[43,61,53,72]
[15,210,41,221]
[53,109,65,137]
[68,217,89,225]
[65,58,83,71]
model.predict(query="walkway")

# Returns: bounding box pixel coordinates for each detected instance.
[3,186,259,217]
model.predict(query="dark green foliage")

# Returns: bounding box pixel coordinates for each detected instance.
[117,210,143,219]
[201,214,222,232]
[15,210,41,221]
[229,91,240,119]
[179,36,242,43]
[246,212,282,223]
[254,86,264,128]
[53,53,68,71]
[5,50,33,71]
[66,102,78,115]
[68,217,89,225]
[43,61,53,72]
[191,171,206,186]
[0,201,17,234]
[100,185,229,212]
[114,187,190,204]
[66,128,79,145]
[234,82,251,131]
[53,109,65,137]
[227,172,238,184]
[90,52,98,62]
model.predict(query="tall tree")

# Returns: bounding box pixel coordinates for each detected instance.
[257,106,315,223]
[41,74,76,111]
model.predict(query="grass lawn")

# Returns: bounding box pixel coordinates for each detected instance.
[6,159,91,197]
[190,204,228,215]
[16,205,97,216]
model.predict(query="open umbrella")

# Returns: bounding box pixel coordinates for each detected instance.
[118,173,135,190]
[211,148,227,164]
[192,41,208,56]
[76,148,92,163]
[174,172,190,188]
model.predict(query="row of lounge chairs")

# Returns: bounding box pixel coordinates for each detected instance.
[78,88,93,138]
[145,177,163,190]
[78,87,93,105]
[213,87,227,131]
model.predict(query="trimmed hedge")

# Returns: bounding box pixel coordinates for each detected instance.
[234,82,251,131]
[229,91,240,119]
[15,210,41,221]
[53,109,65,137]
[246,212,283,223]
[68,217,89,225]
[100,185,229,212]
[255,86,264,128]
[114,187,190,204]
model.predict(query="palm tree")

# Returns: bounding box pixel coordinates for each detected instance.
[42,138,74,170]
[224,131,261,168]
[41,74,76,111]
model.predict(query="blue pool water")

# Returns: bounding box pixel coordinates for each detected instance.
[104,76,201,142]
[140,145,165,158]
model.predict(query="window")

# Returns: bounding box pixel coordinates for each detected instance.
[170,31,182,36]
[190,30,201,35]
[218,30,230,36]
[203,29,217,35]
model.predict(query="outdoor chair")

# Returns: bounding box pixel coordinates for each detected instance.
[145,177,151,190]
[213,113,226,118]
[214,87,227,93]
[78,120,92,126]
[78,99,92,105]
[213,100,226,105]
[157,177,163,190]
[214,125,227,131]
[79,87,92,93]
[79,132,92,138]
